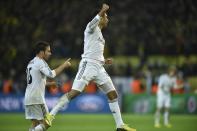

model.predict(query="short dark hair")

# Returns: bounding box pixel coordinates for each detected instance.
[34,41,50,54]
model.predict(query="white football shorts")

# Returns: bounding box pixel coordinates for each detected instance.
[157,92,171,108]
[72,59,116,93]
[25,104,49,120]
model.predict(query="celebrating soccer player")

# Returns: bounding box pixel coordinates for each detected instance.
[41,3,136,131]
[24,41,71,131]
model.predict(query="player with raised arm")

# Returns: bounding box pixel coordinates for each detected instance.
[154,66,183,128]
[44,3,136,131]
[24,41,71,131]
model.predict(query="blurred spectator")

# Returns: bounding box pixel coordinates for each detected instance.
[84,81,98,94]
[130,75,145,94]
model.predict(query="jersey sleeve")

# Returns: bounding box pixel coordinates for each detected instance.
[172,77,178,89]
[86,15,101,33]
[39,61,56,78]
[158,76,164,88]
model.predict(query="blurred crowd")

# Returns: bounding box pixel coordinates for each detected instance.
[0,0,197,95]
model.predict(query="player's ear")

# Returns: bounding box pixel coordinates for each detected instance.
[40,50,45,56]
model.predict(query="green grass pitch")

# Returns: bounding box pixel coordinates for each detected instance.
[0,113,196,131]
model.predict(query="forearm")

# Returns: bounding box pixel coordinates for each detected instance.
[174,84,183,89]
[88,4,109,30]
[54,58,71,76]
[98,9,107,17]
[98,4,109,17]
[54,63,67,76]
[46,81,56,86]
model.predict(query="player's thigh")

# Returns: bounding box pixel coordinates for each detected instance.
[157,94,164,109]
[72,61,97,92]
[25,104,49,120]
[164,95,171,108]
[96,68,116,94]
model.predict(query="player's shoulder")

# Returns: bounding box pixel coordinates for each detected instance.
[159,74,168,80]
[85,23,99,34]
[171,76,177,82]
[160,74,167,78]
[85,23,93,33]
[32,57,46,67]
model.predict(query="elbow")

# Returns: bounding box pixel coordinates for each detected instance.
[49,70,56,78]
[48,75,55,79]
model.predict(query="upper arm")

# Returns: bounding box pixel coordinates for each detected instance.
[158,77,164,88]
[39,62,56,78]
[172,78,178,88]
[87,15,101,32]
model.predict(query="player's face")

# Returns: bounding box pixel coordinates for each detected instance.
[43,46,52,60]
[100,13,109,28]
[169,69,176,77]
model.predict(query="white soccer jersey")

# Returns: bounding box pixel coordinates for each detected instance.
[24,57,56,105]
[157,74,177,95]
[81,15,105,62]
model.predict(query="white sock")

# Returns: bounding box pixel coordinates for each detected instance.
[109,100,124,128]
[155,111,160,125]
[50,94,69,115]
[164,111,169,125]
[29,128,35,131]
[34,124,45,131]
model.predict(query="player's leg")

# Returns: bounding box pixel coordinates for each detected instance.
[45,60,94,126]
[49,60,89,116]
[98,83,136,131]
[25,105,38,130]
[34,120,46,131]
[50,89,81,116]
[97,69,136,131]
[108,89,124,128]
[154,108,161,128]
[154,93,163,128]
[45,89,82,127]
[49,61,95,116]
[28,119,39,131]
[164,108,171,127]
[164,95,171,127]
[25,104,47,131]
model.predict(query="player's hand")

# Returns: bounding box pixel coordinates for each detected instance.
[105,58,113,65]
[64,58,71,67]
[102,3,109,11]
[46,81,56,87]
[56,80,63,87]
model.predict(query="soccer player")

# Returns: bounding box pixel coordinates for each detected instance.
[24,41,71,131]
[44,3,136,131]
[154,66,182,128]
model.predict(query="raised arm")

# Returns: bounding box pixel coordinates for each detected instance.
[98,4,109,17]
[88,3,109,30]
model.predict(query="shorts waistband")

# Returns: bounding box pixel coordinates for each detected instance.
[82,58,105,65]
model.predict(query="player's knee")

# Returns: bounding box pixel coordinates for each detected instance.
[107,90,118,101]
[31,119,40,127]
[164,107,170,112]
[156,109,160,112]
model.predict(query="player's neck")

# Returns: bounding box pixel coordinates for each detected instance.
[99,24,103,30]
[36,54,44,59]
